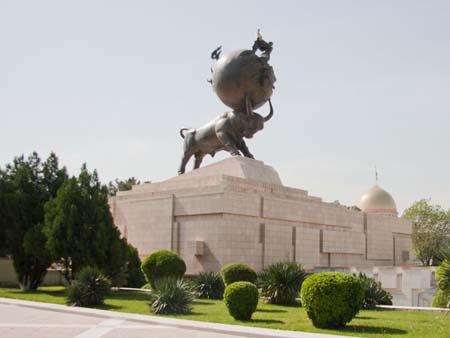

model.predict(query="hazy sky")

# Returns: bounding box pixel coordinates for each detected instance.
[1,1,449,212]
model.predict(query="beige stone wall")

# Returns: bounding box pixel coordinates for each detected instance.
[114,196,174,256]
[394,234,414,265]
[175,214,263,274]
[110,158,415,273]
[329,253,365,266]
[295,226,321,269]
[322,229,365,255]
[0,257,17,286]
[264,222,294,266]
[366,214,412,263]
[0,257,63,287]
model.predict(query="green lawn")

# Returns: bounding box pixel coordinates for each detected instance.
[0,287,449,337]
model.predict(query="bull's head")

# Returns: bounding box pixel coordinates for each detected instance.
[243,99,274,138]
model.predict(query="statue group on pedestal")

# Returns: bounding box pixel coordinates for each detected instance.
[178,30,276,175]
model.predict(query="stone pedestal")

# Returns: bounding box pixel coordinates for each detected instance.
[110,157,414,274]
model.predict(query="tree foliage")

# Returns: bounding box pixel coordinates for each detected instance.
[44,164,129,282]
[403,199,450,266]
[108,177,140,196]
[0,152,67,290]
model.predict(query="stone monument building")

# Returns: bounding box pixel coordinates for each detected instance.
[109,157,414,274]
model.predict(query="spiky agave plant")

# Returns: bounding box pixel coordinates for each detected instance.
[148,277,194,314]
[258,262,306,305]
[66,266,111,307]
[193,272,225,299]
[435,245,450,308]
[355,273,392,309]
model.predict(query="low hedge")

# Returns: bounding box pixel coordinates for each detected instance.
[220,263,257,285]
[224,281,259,320]
[300,272,364,329]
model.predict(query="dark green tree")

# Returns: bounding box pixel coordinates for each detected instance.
[403,200,450,266]
[44,165,134,284]
[0,177,17,256]
[0,152,67,290]
[108,177,140,196]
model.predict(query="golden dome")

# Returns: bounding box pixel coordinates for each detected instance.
[357,185,397,216]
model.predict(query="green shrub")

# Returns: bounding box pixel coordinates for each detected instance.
[142,283,151,289]
[432,289,450,308]
[300,272,364,329]
[66,266,111,307]
[354,273,392,309]
[224,281,259,321]
[436,259,450,292]
[258,262,306,305]
[194,272,225,299]
[148,277,194,314]
[221,263,257,286]
[141,250,186,288]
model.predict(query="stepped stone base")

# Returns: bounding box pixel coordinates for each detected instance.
[109,157,414,274]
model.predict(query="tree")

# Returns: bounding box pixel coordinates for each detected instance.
[0,152,67,290]
[0,178,17,256]
[108,177,140,196]
[44,164,133,283]
[403,200,450,266]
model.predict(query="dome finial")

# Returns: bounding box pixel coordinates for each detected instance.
[375,164,379,185]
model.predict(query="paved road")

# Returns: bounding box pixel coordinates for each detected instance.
[0,298,344,338]
[0,302,248,338]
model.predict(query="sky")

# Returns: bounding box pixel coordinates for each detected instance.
[1,0,449,213]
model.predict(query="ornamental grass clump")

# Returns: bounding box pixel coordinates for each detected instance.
[300,272,363,329]
[354,272,392,309]
[224,281,259,321]
[148,277,195,314]
[258,262,306,305]
[434,252,450,308]
[141,250,186,288]
[66,266,111,307]
[432,289,450,308]
[193,272,225,299]
[220,263,257,286]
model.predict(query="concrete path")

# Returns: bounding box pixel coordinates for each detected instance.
[0,297,345,338]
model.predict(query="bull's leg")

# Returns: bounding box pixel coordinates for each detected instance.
[216,132,241,156]
[193,153,205,169]
[178,151,193,175]
[238,140,254,159]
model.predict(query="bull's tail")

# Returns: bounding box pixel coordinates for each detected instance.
[179,128,189,139]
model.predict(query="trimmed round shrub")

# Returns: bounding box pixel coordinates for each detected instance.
[66,266,111,307]
[194,272,225,299]
[354,273,392,309]
[432,289,450,308]
[258,262,306,305]
[141,250,186,288]
[300,272,364,329]
[148,277,194,314]
[221,263,257,286]
[224,281,259,320]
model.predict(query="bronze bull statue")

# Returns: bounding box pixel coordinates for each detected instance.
[178,99,273,174]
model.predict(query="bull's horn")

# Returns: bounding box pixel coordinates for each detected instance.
[264,99,273,122]
[245,95,253,115]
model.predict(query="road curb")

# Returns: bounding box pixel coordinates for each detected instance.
[0,297,344,338]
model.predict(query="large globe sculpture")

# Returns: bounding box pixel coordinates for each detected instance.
[211,49,276,111]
